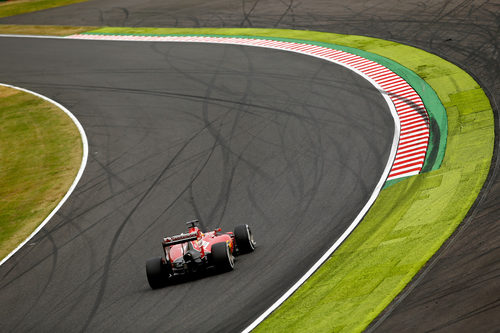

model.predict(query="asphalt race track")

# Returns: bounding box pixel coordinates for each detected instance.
[1,1,499,332]
[0,37,394,331]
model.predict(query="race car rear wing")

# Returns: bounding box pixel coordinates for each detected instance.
[162,231,198,247]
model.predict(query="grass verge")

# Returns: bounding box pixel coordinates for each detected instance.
[0,0,89,18]
[0,23,94,35]
[0,26,494,332]
[0,85,82,260]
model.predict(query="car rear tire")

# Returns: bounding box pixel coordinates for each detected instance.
[146,256,169,289]
[211,242,234,272]
[234,224,256,254]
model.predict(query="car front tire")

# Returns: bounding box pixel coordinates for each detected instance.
[234,224,256,254]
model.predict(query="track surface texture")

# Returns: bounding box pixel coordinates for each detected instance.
[1,1,499,332]
[0,38,394,331]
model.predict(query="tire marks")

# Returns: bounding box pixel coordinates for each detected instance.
[70,33,430,181]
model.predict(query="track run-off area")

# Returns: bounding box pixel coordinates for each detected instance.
[2,26,494,330]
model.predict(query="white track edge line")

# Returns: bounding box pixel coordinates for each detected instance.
[0,83,89,266]
[243,94,399,333]
[225,44,402,332]
[0,34,68,39]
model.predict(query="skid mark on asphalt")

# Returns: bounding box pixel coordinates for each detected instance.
[69,33,430,181]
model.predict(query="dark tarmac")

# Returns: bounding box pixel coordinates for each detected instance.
[0,0,499,331]
[0,37,393,331]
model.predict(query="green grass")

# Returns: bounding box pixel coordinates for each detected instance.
[87,28,494,332]
[0,0,89,18]
[0,86,82,260]
[0,24,95,35]
[0,25,493,332]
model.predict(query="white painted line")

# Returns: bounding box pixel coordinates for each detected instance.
[0,83,89,266]
[243,126,399,332]
[0,34,68,39]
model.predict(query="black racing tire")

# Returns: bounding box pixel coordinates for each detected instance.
[234,224,256,254]
[146,256,169,289]
[211,242,234,273]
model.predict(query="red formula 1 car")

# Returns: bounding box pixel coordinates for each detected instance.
[146,219,255,289]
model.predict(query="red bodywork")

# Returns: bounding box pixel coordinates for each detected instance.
[162,225,234,267]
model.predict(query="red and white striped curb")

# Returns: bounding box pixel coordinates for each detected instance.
[69,34,430,181]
